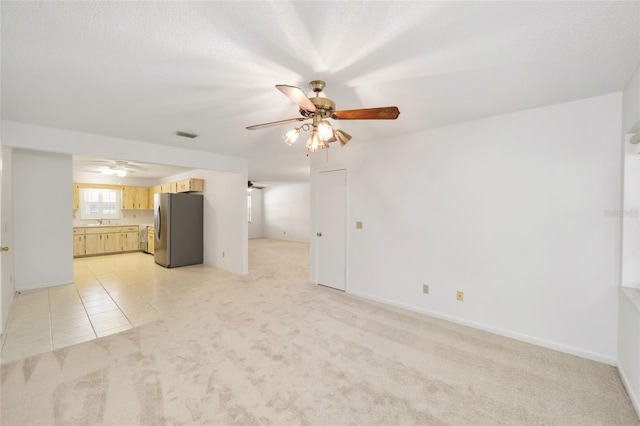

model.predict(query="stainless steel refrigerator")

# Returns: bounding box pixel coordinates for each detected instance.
[154,193,203,268]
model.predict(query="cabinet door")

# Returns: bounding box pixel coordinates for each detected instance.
[122,186,136,209]
[176,179,190,192]
[103,233,120,253]
[72,184,80,210]
[73,235,85,257]
[147,227,155,254]
[122,231,139,251]
[136,187,149,209]
[148,187,156,209]
[176,178,204,193]
[85,234,105,255]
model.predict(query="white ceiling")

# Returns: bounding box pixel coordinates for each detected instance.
[72,156,195,180]
[2,1,639,184]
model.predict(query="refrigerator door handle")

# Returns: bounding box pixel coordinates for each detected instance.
[155,205,161,240]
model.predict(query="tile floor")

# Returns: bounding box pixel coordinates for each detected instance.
[0,252,180,363]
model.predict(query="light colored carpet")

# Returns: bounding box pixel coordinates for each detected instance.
[1,238,638,425]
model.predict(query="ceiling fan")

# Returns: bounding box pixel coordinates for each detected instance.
[246,80,400,152]
[247,181,264,192]
[80,159,148,177]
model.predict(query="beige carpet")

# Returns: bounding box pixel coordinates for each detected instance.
[1,238,638,425]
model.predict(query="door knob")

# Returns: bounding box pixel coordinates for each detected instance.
[0,247,8,252]
[316,232,322,237]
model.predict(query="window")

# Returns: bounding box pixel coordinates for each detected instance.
[247,194,252,223]
[79,188,122,220]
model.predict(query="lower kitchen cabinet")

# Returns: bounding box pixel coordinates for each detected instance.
[121,227,139,252]
[103,233,120,253]
[147,226,155,255]
[74,226,141,257]
[84,233,105,256]
[73,228,86,257]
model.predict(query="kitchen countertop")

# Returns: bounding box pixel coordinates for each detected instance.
[73,224,145,228]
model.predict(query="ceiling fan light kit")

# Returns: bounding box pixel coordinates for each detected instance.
[100,169,128,177]
[247,80,399,153]
[81,159,148,177]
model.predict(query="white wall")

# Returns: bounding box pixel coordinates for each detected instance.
[72,171,159,188]
[264,183,310,242]
[619,64,640,418]
[623,64,640,135]
[13,149,73,290]
[248,189,263,239]
[311,93,622,364]
[3,121,246,174]
[161,169,247,276]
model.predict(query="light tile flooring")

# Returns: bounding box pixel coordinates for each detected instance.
[0,252,180,363]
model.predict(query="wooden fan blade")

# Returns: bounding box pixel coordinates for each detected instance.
[275,84,317,112]
[246,117,308,130]
[332,106,400,120]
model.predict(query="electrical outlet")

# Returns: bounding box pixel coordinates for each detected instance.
[422,284,429,294]
[456,291,464,301]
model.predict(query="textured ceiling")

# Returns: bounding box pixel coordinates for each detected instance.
[2,1,639,184]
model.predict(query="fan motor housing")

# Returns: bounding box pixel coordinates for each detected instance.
[300,96,335,118]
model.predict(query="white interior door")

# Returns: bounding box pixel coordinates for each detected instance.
[316,169,346,291]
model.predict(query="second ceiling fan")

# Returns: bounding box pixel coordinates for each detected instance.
[246,80,400,152]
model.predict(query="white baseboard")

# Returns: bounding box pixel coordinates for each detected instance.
[347,289,616,366]
[16,279,72,291]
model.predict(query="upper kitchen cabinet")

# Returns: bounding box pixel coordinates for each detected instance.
[121,185,152,210]
[160,182,177,194]
[176,178,204,193]
[136,186,149,209]
[148,187,157,209]
[72,183,80,210]
[121,186,135,209]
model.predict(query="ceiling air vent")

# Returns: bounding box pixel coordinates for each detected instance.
[175,130,199,139]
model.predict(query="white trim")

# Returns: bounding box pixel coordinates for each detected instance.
[314,167,348,292]
[347,288,617,366]
[16,279,72,291]
[617,359,640,420]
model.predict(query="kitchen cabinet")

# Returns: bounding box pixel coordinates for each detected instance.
[74,225,141,257]
[135,187,149,210]
[72,184,80,210]
[122,186,151,210]
[147,226,155,255]
[156,179,204,194]
[121,226,139,252]
[176,178,204,193]
[73,228,85,256]
[148,187,157,209]
[84,233,105,256]
[160,182,177,194]
[121,186,136,210]
[103,232,120,253]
